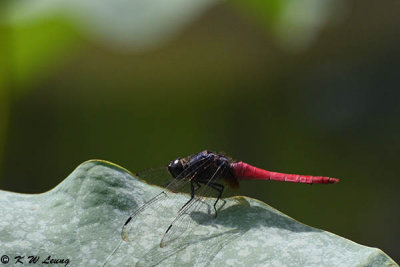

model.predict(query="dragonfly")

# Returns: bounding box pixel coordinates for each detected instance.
[120,150,339,248]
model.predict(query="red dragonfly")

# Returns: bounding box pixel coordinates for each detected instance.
[119,150,339,249]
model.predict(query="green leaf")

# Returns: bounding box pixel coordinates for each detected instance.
[0,16,78,90]
[3,0,220,51]
[0,160,397,266]
[236,0,345,51]
[0,0,220,88]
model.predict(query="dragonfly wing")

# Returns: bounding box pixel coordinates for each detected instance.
[121,157,214,243]
[159,196,213,248]
[121,191,168,242]
[159,162,226,248]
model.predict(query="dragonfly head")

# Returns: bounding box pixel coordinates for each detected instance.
[168,158,185,178]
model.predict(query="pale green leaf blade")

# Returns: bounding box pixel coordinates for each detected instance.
[0,161,397,266]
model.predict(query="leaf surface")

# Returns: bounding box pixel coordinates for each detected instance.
[0,160,397,266]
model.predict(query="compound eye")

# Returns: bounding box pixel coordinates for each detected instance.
[168,158,184,178]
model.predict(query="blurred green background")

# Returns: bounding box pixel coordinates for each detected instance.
[1,0,399,263]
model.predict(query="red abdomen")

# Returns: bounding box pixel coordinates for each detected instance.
[231,161,339,184]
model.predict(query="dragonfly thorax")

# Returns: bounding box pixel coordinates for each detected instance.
[168,150,233,183]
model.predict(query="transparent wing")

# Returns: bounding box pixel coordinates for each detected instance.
[121,156,213,242]
[159,163,226,248]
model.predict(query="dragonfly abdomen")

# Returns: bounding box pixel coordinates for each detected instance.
[231,161,339,184]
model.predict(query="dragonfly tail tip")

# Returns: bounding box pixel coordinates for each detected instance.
[330,178,340,184]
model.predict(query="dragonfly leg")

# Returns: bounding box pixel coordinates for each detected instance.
[178,181,195,214]
[194,181,202,191]
[196,163,226,217]
[207,182,224,217]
